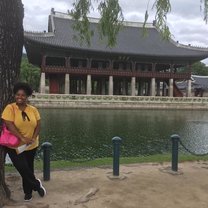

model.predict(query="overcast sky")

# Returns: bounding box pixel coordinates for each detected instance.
[22,0,208,64]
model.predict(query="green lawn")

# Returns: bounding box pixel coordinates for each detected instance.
[5,154,208,172]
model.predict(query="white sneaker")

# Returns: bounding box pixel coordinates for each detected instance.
[37,179,46,197]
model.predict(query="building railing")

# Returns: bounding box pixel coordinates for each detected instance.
[43,66,190,79]
[30,94,208,103]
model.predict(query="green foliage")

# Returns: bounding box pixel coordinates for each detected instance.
[20,56,40,91]
[70,0,123,47]
[142,10,149,37]
[143,0,171,39]
[70,0,93,46]
[98,0,123,47]
[70,0,208,46]
[191,62,208,75]
[152,0,171,40]
[179,61,208,76]
[70,0,171,46]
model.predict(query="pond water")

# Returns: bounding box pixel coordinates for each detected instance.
[39,109,208,160]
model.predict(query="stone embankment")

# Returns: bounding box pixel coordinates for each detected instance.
[29,94,208,109]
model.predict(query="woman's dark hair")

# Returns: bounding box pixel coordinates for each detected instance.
[13,82,33,96]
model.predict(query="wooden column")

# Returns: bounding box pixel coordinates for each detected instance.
[87,75,91,95]
[131,77,136,96]
[40,72,46,93]
[64,74,70,94]
[186,79,192,97]
[109,76,113,95]
[150,78,156,96]
[169,78,173,97]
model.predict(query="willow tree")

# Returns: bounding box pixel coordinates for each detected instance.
[70,0,208,47]
[0,0,208,206]
[0,0,24,206]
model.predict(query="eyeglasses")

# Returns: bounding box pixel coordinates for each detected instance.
[22,111,30,121]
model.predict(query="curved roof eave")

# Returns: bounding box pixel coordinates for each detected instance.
[24,10,208,62]
[24,36,208,61]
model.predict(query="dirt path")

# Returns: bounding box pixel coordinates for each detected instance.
[3,161,208,208]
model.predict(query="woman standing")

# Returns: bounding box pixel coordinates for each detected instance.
[1,82,46,201]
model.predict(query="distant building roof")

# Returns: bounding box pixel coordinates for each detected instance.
[192,75,208,89]
[24,10,208,66]
[177,75,208,90]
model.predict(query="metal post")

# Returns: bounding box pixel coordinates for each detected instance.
[171,134,180,172]
[41,142,52,181]
[112,137,122,176]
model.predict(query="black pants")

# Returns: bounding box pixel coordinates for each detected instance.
[6,147,40,194]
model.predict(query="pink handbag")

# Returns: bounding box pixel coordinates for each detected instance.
[0,124,20,147]
[0,105,20,147]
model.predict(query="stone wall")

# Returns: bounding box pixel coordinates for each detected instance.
[29,94,208,109]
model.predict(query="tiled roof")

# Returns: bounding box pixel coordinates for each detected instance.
[192,75,208,89]
[24,11,208,61]
[177,75,208,90]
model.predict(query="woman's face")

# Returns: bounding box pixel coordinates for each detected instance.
[15,89,28,105]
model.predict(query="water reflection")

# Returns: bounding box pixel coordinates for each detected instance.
[39,109,208,160]
[180,119,208,155]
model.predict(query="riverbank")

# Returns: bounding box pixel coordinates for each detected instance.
[4,161,208,208]
[29,94,208,109]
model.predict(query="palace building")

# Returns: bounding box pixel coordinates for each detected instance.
[24,9,208,97]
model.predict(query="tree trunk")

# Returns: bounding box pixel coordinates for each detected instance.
[0,0,24,207]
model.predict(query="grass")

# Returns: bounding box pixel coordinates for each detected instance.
[5,154,208,172]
